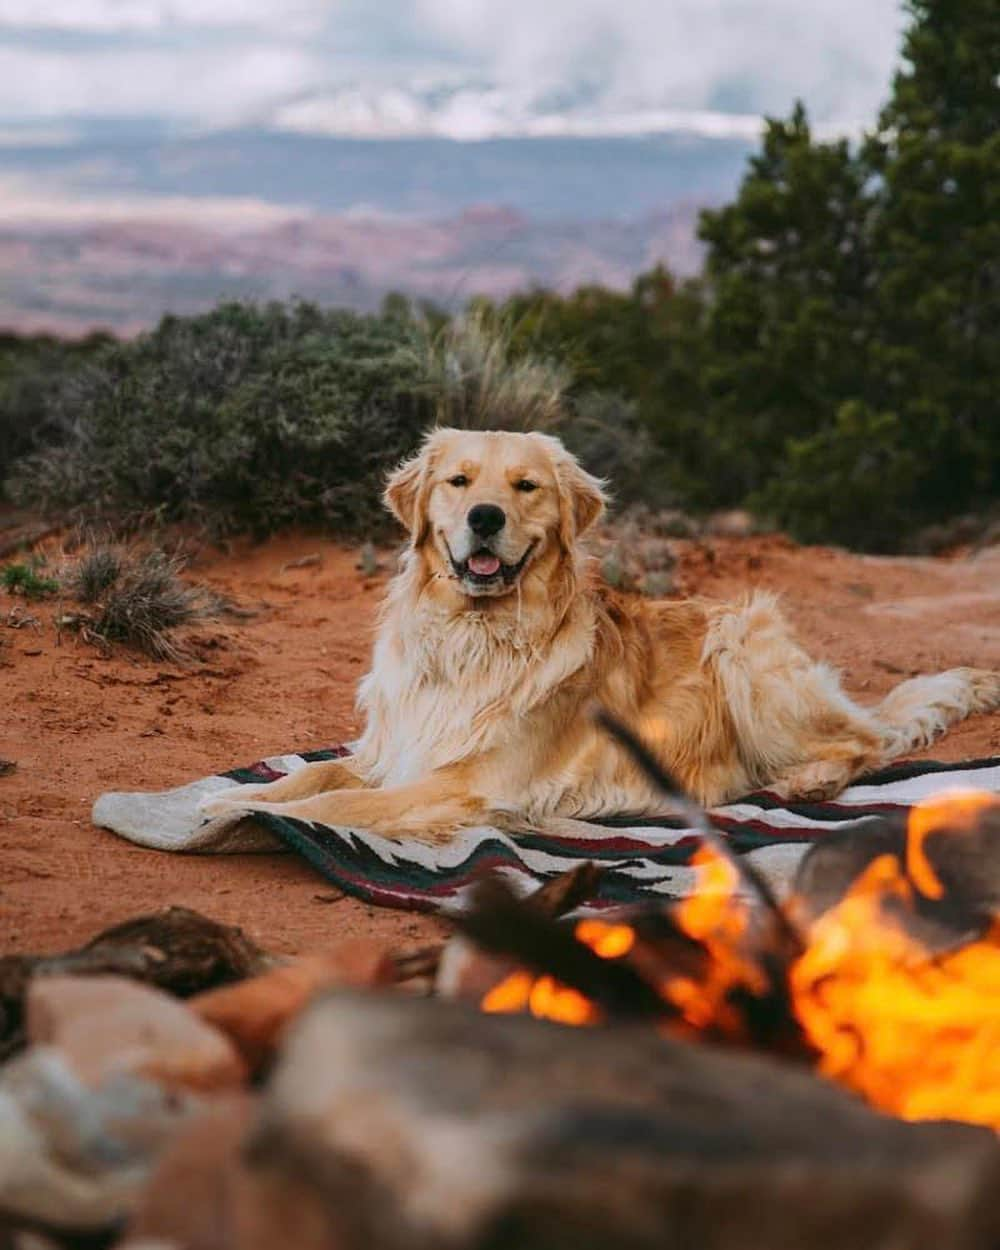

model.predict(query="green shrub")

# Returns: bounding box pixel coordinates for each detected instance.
[558,391,671,510]
[7,302,437,539]
[6,302,654,537]
[69,542,124,603]
[58,540,221,661]
[752,403,921,550]
[427,310,571,431]
[0,331,113,489]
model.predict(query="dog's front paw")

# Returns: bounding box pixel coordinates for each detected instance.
[768,761,849,804]
[198,787,258,821]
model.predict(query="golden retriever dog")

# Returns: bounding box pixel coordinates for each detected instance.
[201,428,1000,841]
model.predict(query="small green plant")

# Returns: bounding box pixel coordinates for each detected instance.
[1,562,60,599]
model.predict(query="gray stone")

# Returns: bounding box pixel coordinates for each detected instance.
[245,990,1000,1250]
[0,1047,196,1236]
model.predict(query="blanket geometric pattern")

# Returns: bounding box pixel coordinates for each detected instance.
[92,748,1000,916]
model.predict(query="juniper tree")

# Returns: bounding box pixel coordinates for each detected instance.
[864,0,1000,519]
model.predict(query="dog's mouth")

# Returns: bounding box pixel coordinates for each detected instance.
[448,543,536,590]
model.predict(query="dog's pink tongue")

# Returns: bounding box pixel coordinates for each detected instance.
[468,553,501,576]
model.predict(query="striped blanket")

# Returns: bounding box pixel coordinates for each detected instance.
[92,749,1000,915]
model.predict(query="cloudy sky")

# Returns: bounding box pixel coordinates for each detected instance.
[0,0,905,139]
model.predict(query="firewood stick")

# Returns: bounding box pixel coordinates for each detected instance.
[594,706,805,953]
[393,863,606,985]
[455,877,670,1019]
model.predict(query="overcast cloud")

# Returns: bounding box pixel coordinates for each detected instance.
[0,0,904,136]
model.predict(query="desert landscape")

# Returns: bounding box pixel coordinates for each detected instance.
[1,2,998,1243]
[4,523,999,958]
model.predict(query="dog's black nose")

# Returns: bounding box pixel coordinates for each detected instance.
[467,503,506,538]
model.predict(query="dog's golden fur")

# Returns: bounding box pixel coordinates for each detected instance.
[202,429,1000,841]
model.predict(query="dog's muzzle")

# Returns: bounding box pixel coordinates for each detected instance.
[447,538,536,592]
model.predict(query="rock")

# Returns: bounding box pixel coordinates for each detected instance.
[0,1047,196,1236]
[793,799,1000,931]
[1,906,270,1060]
[190,941,396,1073]
[356,542,380,577]
[27,976,247,1092]
[120,1095,254,1250]
[124,1093,343,1250]
[705,508,757,538]
[650,509,700,539]
[244,990,1000,1250]
[8,1233,63,1250]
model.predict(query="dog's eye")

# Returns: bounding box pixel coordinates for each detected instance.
[514,479,538,493]
[448,474,469,488]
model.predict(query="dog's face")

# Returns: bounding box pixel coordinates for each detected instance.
[385,429,607,599]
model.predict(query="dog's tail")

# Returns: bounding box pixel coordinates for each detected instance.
[875,668,1000,760]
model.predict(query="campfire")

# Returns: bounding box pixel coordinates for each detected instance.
[2,725,999,1250]
[475,785,1000,1132]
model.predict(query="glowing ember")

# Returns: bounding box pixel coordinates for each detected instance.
[481,918,637,1026]
[575,919,636,959]
[482,971,534,1015]
[528,976,600,1026]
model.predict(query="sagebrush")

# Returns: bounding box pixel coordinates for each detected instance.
[4,303,657,537]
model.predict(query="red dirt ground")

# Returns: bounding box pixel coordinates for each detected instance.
[3,530,999,960]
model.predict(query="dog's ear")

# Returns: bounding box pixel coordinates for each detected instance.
[384,444,436,543]
[556,454,608,546]
[384,453,424,536]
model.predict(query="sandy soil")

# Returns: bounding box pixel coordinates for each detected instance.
[2,529,999,959]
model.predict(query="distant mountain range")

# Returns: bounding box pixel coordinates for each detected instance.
[264,80,771,143]
[0,122,755,335]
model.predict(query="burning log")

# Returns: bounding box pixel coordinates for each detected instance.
[793,790,1000,936]
[456,878,668,1021]
[412,863,607,995]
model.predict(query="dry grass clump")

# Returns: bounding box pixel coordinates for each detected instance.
[65,542,219,662]
[426,311,571,432]
[70,544,123,603]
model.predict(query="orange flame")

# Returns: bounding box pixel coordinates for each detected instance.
[905,788,996,899]
[791,792,1000,1130]
[481,971,534,1015]
[479,850,762,1035]
[658,845,767,1034]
